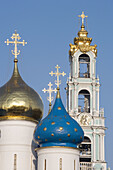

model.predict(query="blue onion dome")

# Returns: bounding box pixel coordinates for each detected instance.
[34,88,84,148]
[0,59,43,123]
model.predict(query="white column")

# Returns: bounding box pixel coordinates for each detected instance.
[102,134,105,161]
[93,59,95,76]
[96,88,99,113]
[78,59,80,78]
[97,134,100,161]
[69,86,71,111]
[74,85,77,114]
[66,86,69,111]
[71,59,73,78]
[93,85,96,114]
[93,132,96,161]
[99,134,102,161]
[74,58,77,78]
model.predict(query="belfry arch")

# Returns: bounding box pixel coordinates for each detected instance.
[79,54,90,78]
[79,136,92,169]
[78,90,90,113]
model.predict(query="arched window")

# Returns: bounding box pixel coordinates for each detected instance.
[78,90,90,113]
[79,136,91,163]
[79,54,90,78]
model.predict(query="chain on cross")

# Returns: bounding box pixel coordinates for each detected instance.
[5,31,27,60]
[78,11,88,25]
[49,65,66,88]
[42,82,57,104]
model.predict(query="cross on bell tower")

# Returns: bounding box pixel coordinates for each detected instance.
[78,11,88,25]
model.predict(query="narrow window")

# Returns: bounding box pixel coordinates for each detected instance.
[74,160,76,170]
[44,159,46,170]
[14,154,17,170]
[60,158,62,170]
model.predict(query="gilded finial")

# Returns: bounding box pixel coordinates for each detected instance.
[49,65,66,88]
[42,82,57,113]
[78,11,88,25]
[56,87,61,99]
[5,32,27,61]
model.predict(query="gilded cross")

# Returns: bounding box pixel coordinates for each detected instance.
[49,65,66,88]
[78,11,88,25]
[42,82,57,103]
[5,31,27,60]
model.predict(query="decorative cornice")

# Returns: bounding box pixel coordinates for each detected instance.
[69,43,97,56]
[0,115,38,123]
[35,145,79,151]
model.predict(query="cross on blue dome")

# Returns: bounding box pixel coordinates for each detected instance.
[34,88,84,148]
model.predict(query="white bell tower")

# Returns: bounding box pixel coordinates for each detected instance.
[67,12,108,169]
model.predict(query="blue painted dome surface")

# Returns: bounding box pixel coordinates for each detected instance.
[34,91,84,148]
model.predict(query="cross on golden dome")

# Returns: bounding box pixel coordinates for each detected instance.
[5,31,27,60]
[49,65,66,88]
[42,82,57,103]
[78,11,88,25]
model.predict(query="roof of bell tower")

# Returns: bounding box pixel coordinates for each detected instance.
[69,12,97,56]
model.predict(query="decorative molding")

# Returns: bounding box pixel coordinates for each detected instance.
[69,43,97,56]
[0,116,38,123]
[35,146,79,151]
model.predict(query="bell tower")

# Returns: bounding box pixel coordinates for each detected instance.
[67,12,107,169]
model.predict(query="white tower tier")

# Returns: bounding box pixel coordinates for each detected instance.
[37,147,80,170]
[0,120,37,170]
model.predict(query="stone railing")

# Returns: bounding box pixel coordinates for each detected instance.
[99,108,104,117]
[80,150,91,156]
[80,162,93,170]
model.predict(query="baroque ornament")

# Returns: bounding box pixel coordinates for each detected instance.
[69,12,97,56]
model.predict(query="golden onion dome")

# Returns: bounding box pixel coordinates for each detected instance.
[0,59,43,123]
[77,24,88,37]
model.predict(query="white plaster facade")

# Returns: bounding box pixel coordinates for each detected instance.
[0,120,37,170]
[37,147,80,170]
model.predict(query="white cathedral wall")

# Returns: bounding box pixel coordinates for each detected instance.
[0,120,37,170]
[37,147,80,170]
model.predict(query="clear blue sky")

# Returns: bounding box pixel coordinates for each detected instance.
[0,0,112,168]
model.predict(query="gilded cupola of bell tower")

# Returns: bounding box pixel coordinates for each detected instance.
[69,12,97,56]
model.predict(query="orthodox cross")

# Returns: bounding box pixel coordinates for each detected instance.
[42,82,57,114]
[5,31,27,60]
[78,11,88,25]
[42,82,57,103]
[49,65,66,88]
